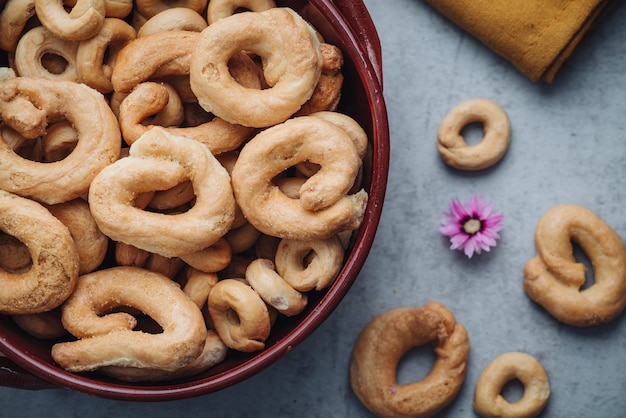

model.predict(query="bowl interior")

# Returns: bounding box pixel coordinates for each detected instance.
[0,0,389,401]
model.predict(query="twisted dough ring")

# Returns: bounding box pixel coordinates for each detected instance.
[89,127,236,258]
[76,17,137,93]
[473,352,550,418]
[206,0,276,24]
[14,26,80,82]
[523,204,626,326]
[231,115,367,240]
[189,7,323,128]
[0,76,121,204]
[51,266,207,373]
[208,278,271,352]
[350,302,470,418]
[274,235,344,292]
[35,0,106,41]
[437,98,511,170]
[99,268,227,382]
[0,190,79,314]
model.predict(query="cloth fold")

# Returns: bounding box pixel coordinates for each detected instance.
[425,0,617,82]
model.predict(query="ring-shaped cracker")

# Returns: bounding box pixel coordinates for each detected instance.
[274,235,344,292]
[88,127,235,258]
[231,115,367,240]
[0,190,79,314]
[437,98,511,170]
[51,266,207,373]
[35,0,106,41]
[0,76,121,204]
[208,278,271,352]
[473,352,550,418]
[14,27,80,82]
[523,204,626,326]
[350,302,470,418]
[189,7,322,128]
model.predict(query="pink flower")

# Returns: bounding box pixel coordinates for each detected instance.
[440,196,504,258]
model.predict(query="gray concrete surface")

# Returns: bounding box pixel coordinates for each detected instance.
[1,1,625,416]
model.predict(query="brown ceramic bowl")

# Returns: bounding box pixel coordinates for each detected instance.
[0,0,389,401]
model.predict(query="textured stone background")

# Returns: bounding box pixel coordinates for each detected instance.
[2,1,625,417]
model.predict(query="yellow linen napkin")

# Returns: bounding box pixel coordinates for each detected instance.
[425,0,616,82]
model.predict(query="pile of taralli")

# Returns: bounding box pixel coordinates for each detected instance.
[0,1,370,381]
[349,98,626,418]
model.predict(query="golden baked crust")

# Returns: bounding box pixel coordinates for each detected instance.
[350,302,470,418]
[524,204,626,326]
[473,352,550,418]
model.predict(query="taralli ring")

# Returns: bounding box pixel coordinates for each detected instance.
[0,190,79,314]
[208,278,271,352]
[350,301,470,418]
[189,7,322,128]
[473,352,550,418]
[35,0,106,41]
[231,115,367,240]
[274,235,344,292]
[51,266,207,373]
[437,98,511,170]
[89,127,236,258]
[14,26,80,82]
[0,76,121,204]
[523,204,626,326]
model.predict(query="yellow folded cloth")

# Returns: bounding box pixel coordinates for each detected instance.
[425,0,616,82]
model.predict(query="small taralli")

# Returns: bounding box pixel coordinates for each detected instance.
[350,301,470,418]
[473,352,550,418]
[437,98,511,171]
[523,204,626,326]
[189,7,322,127]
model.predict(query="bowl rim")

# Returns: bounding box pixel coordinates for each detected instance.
[0,0,390,401]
